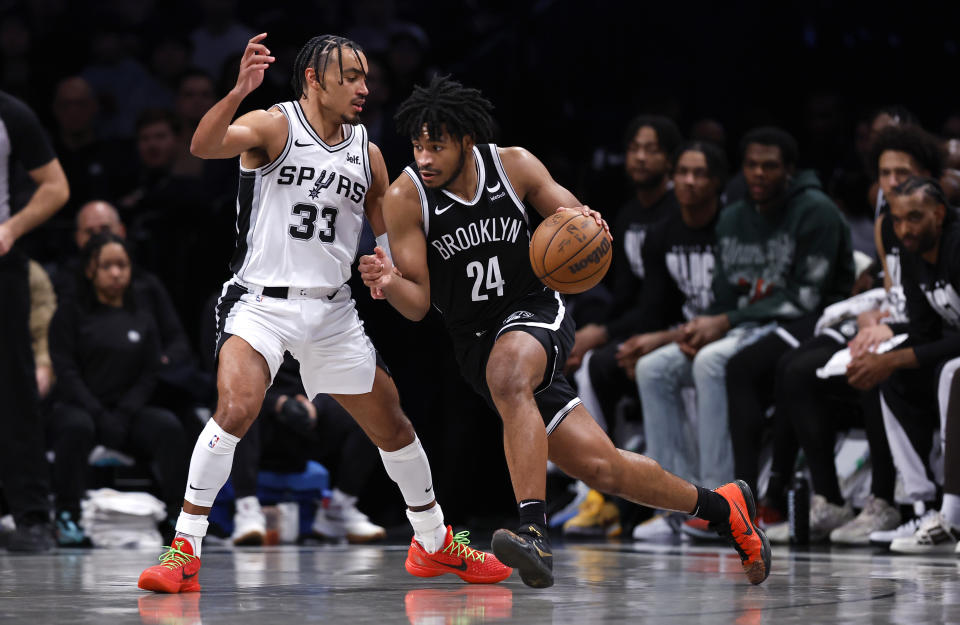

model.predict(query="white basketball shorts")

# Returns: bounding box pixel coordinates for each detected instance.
[213,278,377,396]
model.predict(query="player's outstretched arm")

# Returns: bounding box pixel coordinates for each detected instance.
[358,176,432,321]
[499,146,610,237]
[190,33,280,160]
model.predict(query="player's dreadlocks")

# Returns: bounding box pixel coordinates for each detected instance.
[291,35,366,97]
[394,75,495,143]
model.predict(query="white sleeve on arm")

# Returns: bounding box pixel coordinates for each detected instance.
[375,233,392,261]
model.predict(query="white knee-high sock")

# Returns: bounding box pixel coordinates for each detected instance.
[380,436,446,551]
[175,419,240,551]
[379,436,435,507]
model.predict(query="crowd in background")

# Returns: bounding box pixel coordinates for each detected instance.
[2,0,960,553]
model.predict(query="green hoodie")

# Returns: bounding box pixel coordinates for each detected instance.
[710,170,854,326]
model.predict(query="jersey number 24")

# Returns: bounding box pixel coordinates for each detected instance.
[289,202,338,243]
[467,256,505,301]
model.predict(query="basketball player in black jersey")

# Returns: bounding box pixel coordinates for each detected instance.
[360,76,771,588]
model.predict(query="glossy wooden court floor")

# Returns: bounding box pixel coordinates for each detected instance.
[1,539,957,624]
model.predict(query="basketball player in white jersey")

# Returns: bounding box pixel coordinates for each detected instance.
[361,76,771,588]
[138,34,510,593]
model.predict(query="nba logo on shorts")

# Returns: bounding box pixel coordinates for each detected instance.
[208,434,220,449]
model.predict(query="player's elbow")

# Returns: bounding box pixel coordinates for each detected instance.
[404,303,430,322]
[189,138,210,159]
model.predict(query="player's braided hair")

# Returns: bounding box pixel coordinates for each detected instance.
[394,75,495,143]
[291,34,365,97]
[889,175,949,207]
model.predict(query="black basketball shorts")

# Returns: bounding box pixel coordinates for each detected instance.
[452,288,582,435]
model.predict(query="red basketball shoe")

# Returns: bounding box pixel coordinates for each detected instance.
[138,538,202,593]
[405,526,512,584]
[713,481,771,585]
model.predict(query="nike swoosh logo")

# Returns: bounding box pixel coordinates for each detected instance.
[189,484,212,491]
[519,501,538,508]
[435,203,454,215]
[486,181,501,193]
[534,546,552,558]
[438,557,468,571]
[732,500,753,536]
[424,485,433,493]
[182,570,198,579]
[294,139,314,147]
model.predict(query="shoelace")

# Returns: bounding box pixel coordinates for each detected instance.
[158,544,197,570]
[441,531,486,563]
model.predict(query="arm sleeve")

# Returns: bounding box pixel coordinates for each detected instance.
[726,200,850,326]
[115,316,161,416]
[49,303,104,415]
[28,260,56,370]
[1,94,56,170]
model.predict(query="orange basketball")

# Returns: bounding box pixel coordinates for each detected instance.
[529,211,612,294]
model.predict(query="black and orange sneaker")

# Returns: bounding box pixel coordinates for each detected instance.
[138,538,202,593]
[713,481,771,585]
[491,524,554,588]
[405,526,512,584]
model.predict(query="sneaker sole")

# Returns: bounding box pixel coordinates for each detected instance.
[731,480,772,586]
[889,542,958,554]
[491,529,553,589]
[138,571,201,594]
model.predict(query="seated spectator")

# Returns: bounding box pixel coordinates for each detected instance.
[48,233,188,545]
[845,178,960,547]
[610,141,726,540]
[50,76,136,216]
[230,354,386,545]
[635,127,854,540]
[120,109,228,326]
[765,124,946,545]
[568,141,724,537]
[567,115,682,383]
[52,200,209,414]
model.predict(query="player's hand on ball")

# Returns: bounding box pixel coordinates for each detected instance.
[234,33,275,97]
[556,205,611,240]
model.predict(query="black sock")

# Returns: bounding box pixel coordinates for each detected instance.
[518,499,546,529]
[690,487,730,525]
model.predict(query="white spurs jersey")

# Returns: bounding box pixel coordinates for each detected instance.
[230,100,372,288]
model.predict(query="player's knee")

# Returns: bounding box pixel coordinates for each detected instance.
[214,394,258,436]
[374,411,416,451]
[486,363,535,407]
[577,455,618,495]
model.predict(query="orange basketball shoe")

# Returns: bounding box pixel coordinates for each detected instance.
[405,526,512,584]
[713,481,771,585]
[138,538,202,593]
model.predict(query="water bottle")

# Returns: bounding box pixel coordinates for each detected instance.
[788,471,809,545]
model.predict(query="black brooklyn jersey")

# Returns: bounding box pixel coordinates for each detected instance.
[403,144,544,334]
